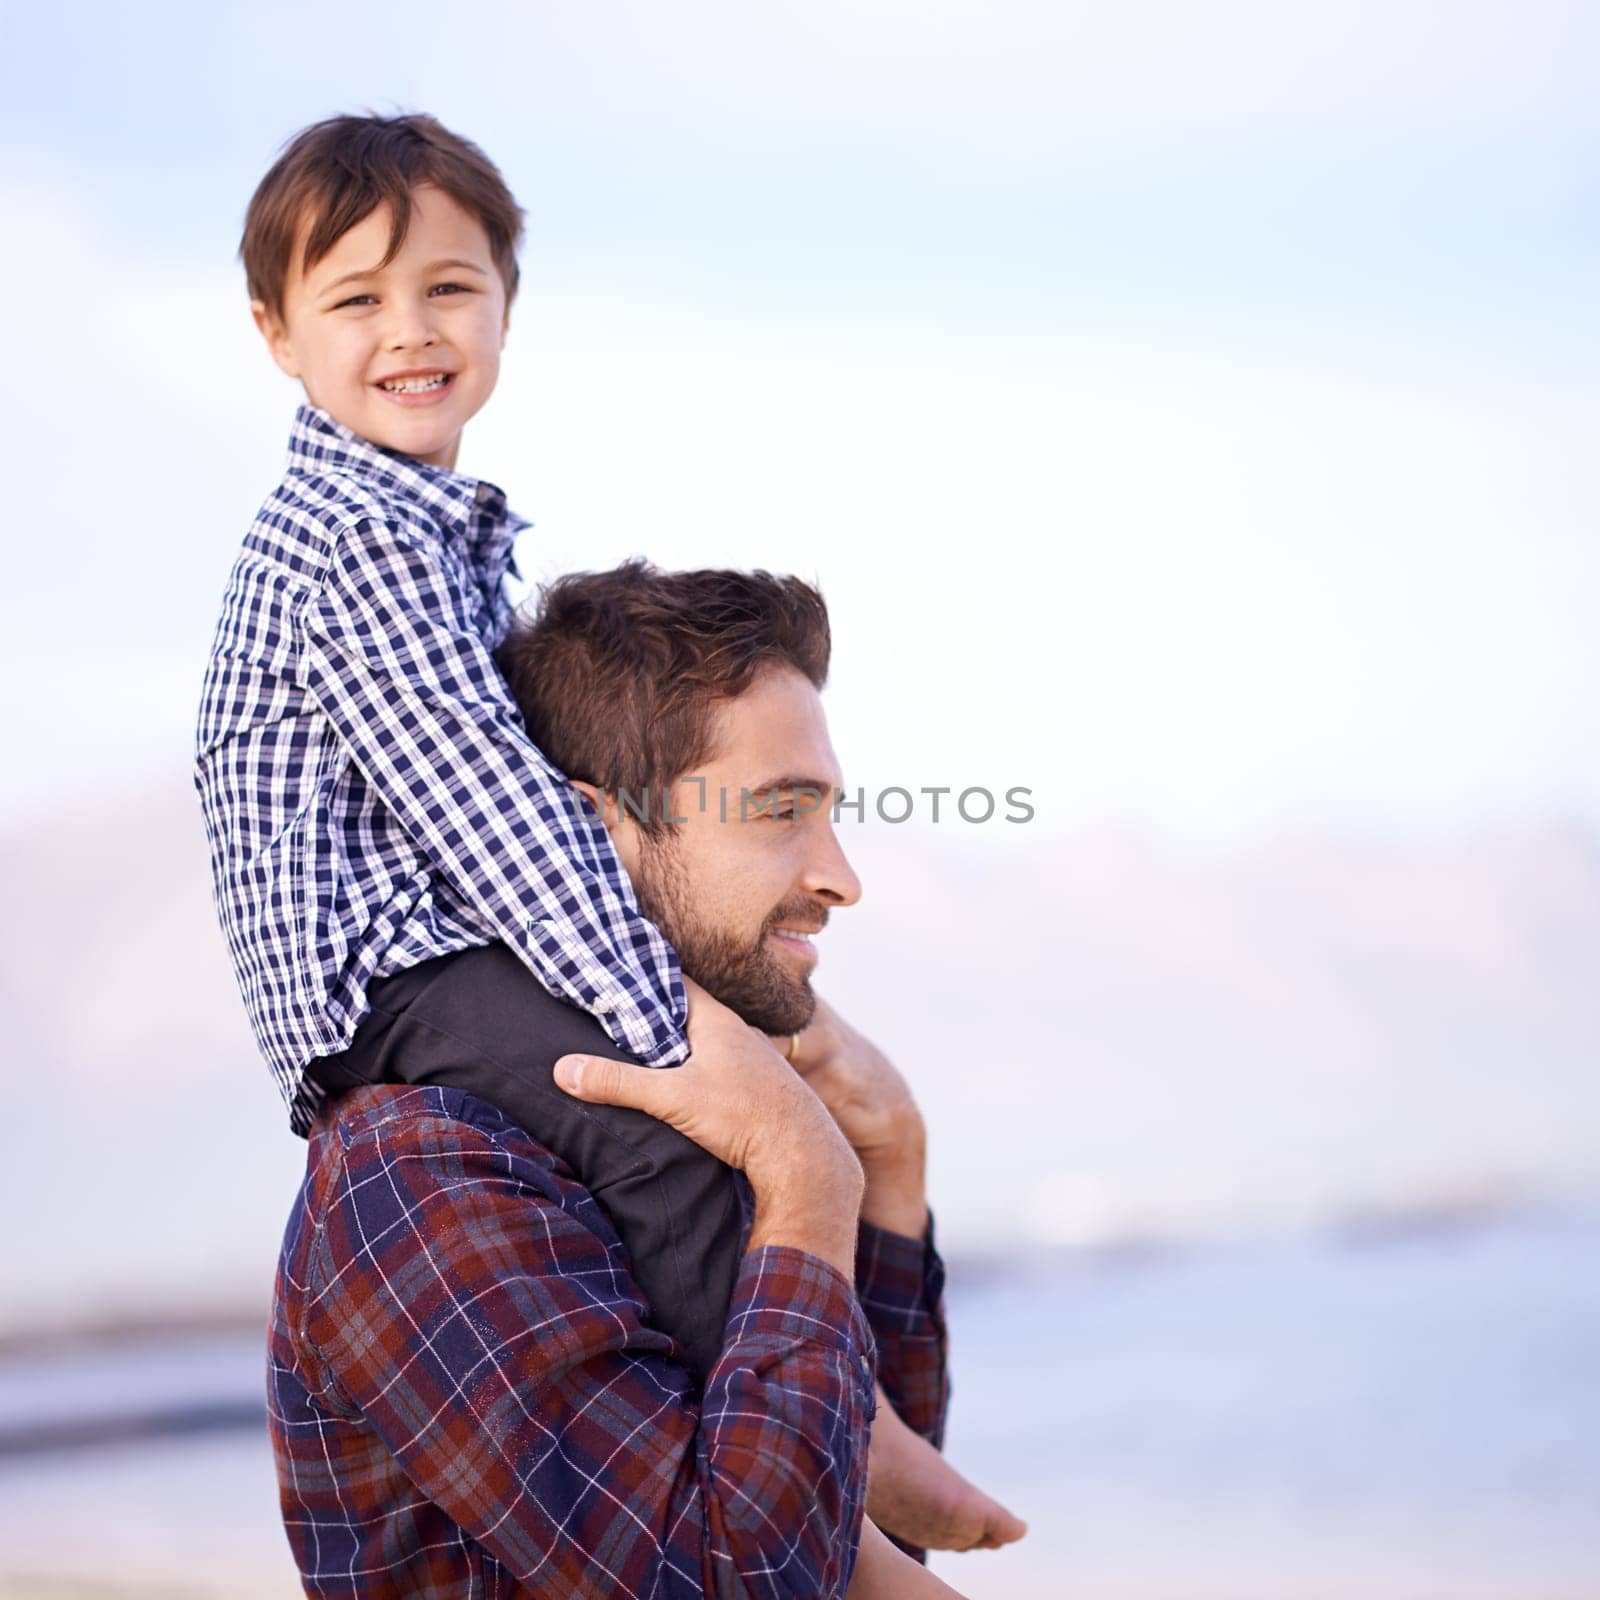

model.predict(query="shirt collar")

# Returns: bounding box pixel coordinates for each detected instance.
[285,403,525,582]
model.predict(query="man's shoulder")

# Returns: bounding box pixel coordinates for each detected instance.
[292,1085,579,1279]
[289,1082,647,1338]
[309,1081,538,1160]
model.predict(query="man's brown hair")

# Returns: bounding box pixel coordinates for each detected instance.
[241,112,524,320]
[496,561,832,837]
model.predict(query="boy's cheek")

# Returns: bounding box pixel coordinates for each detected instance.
[318,348,371,404]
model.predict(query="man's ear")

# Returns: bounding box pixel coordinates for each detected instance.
[251,299,301,380]
[570,779,645,875]
[570,780,613,826]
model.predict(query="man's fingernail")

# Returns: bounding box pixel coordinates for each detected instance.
[555,1057,586,1092]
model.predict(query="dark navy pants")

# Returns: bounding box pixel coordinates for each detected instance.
[306,942,745,1388]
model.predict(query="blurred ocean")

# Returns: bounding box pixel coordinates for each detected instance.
[929,1205,1600,1599]
[1,1205,1595,1599]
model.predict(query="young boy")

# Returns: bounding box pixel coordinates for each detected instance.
[194,112,1021,1585]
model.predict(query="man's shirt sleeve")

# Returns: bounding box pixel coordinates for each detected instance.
[856,1214,950,1451]
[298,513,688,1065]
[303,1106,876,1600]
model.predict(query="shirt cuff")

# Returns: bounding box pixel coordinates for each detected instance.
[629,1013,691,1068]
[525,921,691,1066]
[717,1246,878,1391]
[855,1212,946,1340]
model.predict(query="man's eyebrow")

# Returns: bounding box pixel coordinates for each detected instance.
[317,258,490,295]
[745,776,845,807]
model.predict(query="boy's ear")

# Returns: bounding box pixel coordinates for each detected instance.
[251,299,301,380]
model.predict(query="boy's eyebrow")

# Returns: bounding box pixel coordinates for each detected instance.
[421,257,492,276]
[316,258,491,295]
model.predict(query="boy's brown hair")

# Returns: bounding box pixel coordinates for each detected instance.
[241,112,524,320]
[496,561,832,838]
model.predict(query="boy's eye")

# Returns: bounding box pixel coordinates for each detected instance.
[329,284,468,309]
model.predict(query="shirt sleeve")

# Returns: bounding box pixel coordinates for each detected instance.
[298,512,688,1066]
[855,1213,950,1451]
[302,1107,876,1600]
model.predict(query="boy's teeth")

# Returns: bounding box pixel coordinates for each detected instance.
[380,374,449,393]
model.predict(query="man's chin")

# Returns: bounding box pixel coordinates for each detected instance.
[696,963,815,1038]
[629,852,819,1035]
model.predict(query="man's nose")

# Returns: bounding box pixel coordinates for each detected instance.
[806,819,863,909]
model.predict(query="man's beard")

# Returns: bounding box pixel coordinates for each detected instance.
[632,836,821,1036]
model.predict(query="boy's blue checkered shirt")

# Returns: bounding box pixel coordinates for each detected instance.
[194,403,689,1133]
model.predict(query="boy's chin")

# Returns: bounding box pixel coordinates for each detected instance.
[362,414,461,465]
[309,389,462,464]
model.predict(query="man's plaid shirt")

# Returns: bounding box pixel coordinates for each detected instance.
[269,1083,951,1598]
[194,405,688,1132]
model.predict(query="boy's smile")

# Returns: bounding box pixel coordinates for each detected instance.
[253,184,509,470]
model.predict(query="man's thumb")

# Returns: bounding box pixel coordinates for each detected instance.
[554,1053,645,1109]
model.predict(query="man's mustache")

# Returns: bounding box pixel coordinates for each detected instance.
[763,901,832,938]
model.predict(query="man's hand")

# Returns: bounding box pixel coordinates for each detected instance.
[774,998,929,1239]
[556,978,864,1275]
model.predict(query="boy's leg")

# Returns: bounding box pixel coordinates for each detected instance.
[307,942,745,1387]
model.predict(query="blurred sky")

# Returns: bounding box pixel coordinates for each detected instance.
[3,0,1597,843]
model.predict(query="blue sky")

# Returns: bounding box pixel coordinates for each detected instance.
[4,0,1597,839]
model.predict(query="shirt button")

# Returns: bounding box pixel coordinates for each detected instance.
[592,996,615,1014]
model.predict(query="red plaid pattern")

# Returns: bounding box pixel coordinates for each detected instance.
[269,1084,925,1598]
[855,1219,950,1451]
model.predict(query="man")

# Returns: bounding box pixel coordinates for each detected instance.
[268,563,1001,1597]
